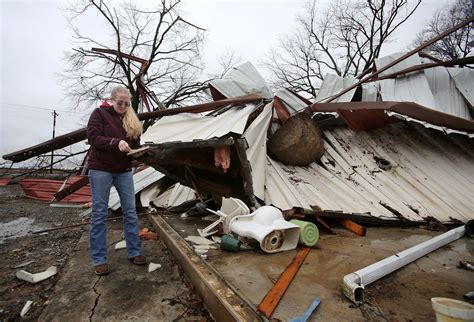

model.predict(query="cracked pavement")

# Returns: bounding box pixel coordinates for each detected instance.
[39,218,211,321]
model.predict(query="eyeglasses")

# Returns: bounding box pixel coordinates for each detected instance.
[115,100,131,107]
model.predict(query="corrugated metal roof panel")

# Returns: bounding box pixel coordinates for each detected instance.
[147,183,196,208]
[361,82,380,102]
[378,72,436,108]
[447,68,474,107]
[141,104,258,144]
[167,183,196,207]
[209,62,273,99]
[275,89,309,114]
[374,52,421,77]
[18,177,91,203]
[264,123,474,223]
[424,67,473,120]
[316,74,358,103]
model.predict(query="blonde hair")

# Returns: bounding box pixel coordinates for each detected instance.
[111,86,142,139]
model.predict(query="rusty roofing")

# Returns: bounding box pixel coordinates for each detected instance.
[310,101,474,134]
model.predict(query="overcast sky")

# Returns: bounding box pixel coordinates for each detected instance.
[0,0,455,166]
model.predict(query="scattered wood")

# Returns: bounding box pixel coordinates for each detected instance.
[257,247,311,318]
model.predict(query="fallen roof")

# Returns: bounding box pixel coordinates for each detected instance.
[263,122,473,223]
[141,103,260,144]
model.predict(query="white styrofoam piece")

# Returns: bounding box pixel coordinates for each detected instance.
[148,263,162,273]
[16,266,57,284]
[114,240,126,250]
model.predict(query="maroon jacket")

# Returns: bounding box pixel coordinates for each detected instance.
[87,107,140,173]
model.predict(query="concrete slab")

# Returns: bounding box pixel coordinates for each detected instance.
[39,219,210,321]
[149,214,261,321]
[161,212,474,321]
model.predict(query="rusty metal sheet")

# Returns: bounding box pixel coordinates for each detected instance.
[311,101,474,134]
[18,177,91,203]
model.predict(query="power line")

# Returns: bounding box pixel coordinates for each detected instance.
[1,102,85,115]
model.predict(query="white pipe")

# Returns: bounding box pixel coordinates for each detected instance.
[343,225,465,304]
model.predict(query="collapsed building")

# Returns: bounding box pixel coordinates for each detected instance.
[137,56,473,226]
[2,19,474,321]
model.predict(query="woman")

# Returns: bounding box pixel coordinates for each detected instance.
[87,86,146,275]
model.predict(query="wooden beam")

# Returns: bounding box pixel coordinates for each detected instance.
[340,219,367,236]
[257,247,311,318]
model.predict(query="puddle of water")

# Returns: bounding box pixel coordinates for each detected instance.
[0,217,44,244]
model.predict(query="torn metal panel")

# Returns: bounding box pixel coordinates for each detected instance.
[325,18,474,103]
[386,112,474,138]
[315,74,358,103]
[242,103,273,200]
[167,183,196,207]
[446,68,474,108]
[424,67,473,120]
[265,123,473,223]
[141,104,259,144]
[275,89,310,115]
[209,62,273,99]
[53,176,89,201]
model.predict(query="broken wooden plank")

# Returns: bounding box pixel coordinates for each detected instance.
[257,247,311,318]
[340,219,367,236]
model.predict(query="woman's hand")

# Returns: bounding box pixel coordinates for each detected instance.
[118,140,131,153]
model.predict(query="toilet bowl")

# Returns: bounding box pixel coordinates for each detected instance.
[220,198,300,253]
[199,198,300,253]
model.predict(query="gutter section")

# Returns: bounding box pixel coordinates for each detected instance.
[343,225,466,304]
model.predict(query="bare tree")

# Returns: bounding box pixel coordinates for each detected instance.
[414,0,472,61]
[62,0,215,112]
[263,0,421,98]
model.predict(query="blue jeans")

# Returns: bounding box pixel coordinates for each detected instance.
[89,169,142,266]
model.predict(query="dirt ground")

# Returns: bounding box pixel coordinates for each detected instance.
[0,184,211,321]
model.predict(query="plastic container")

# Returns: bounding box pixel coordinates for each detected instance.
[289,219,319,247]
[431,297,474,322]
[220,234,241,252]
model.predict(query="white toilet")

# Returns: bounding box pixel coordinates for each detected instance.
[220,198,300,253]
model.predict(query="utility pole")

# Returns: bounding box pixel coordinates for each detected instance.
[50,110,59,174]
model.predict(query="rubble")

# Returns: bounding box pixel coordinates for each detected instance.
[16,266,58,284]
